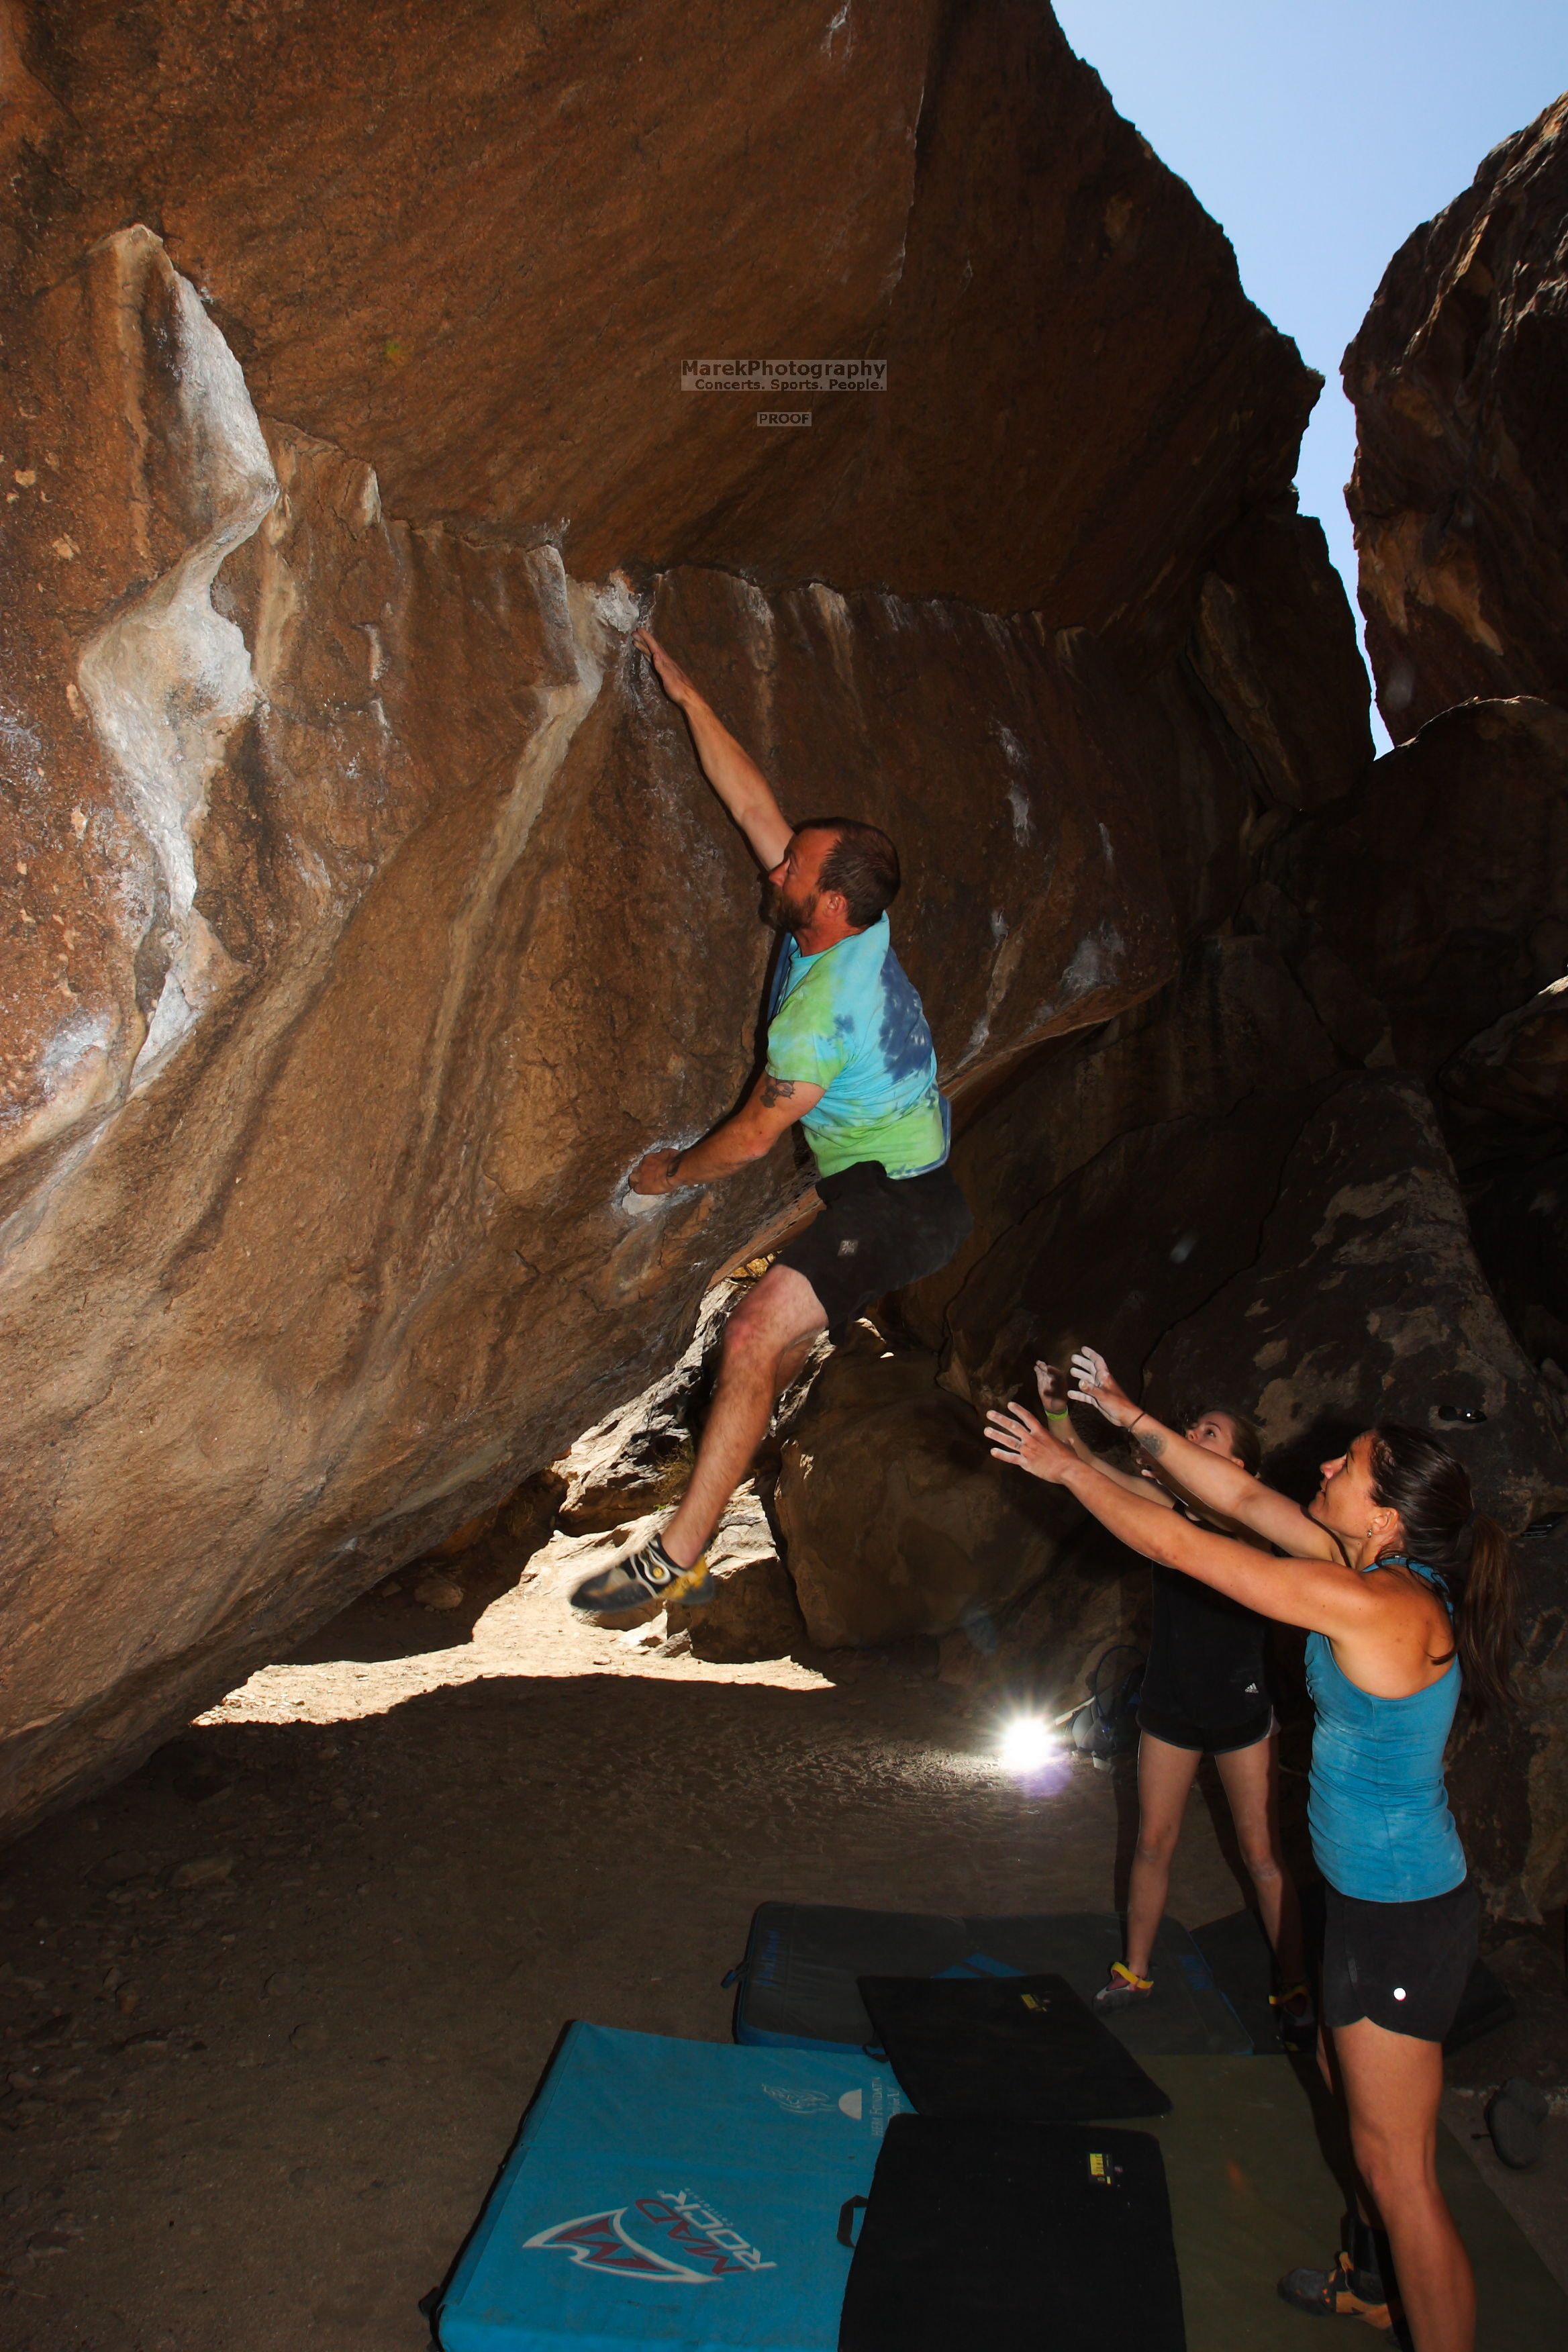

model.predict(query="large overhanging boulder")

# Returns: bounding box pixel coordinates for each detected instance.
[1,0,1312,636]
[0,7,1369,1842]
[1344,89,1568,739]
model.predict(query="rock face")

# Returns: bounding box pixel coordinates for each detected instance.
[776,1340,1128,1671]
[1265,697,1568,1081]
[1,0,1312,634]
[0,5,1395,1843]
[1344,91,1568,739]
[1144,1075,1568,1521]
[1447,1522,1568,1924]
[664,1486,807,1665]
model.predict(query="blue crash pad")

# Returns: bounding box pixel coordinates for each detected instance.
[434,2023,907,2351]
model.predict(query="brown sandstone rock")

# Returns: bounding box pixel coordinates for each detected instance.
[664,1486,806,1665]
[898,932,1340,1351]
[1344,92,1568,738]
[775,1343,1104,1652]
[1265,697,1568,1081]
[1144,1073,1568,1526]
[0,7,1367,1844]
[1,1,1314,633]
[1447,1521,1568,1924]
[1191,506,1373,811]
[1443,981,1568,1129]
[940,1089,1323,1417]
[0,221,1249,1841]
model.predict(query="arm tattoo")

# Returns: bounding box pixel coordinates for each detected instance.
[1138,1428,1166,1457]
[761,1075,798,1109]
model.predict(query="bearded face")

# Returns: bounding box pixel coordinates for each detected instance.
[763,875,819,932]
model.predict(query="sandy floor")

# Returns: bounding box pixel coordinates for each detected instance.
[1,1544,1562,2347]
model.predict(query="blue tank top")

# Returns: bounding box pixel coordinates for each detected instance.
[1304,1555,1466,1903]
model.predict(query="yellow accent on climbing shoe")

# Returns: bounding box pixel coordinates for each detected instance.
[661,1555,710,1606]
[1110,1961,1153,1992]
[1270,1983,1310,2010]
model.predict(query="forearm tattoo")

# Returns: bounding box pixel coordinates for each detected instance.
[1137,1427,1165,1457]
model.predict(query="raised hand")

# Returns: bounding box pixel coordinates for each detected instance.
[1035,1360,1072,1416]
[634,628,700,709]
[1068,1346,1140,1428]
[629,1146,685,1196]
[986,1402,1075,1484]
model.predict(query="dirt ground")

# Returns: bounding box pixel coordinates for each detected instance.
[2,1542,1564,2350]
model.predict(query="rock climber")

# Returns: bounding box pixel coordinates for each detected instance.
[570,627,972,1618]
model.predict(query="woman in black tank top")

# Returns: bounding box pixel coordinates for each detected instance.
[1036,1362,1309,2035]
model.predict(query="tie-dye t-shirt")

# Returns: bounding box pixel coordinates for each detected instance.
[765,914,949,1179]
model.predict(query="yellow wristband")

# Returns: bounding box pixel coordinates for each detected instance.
[1044,1408,1069,1421]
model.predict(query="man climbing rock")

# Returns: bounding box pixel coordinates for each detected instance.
[571,627,972,1619]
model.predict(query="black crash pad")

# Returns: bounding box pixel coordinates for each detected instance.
[839,2115,1185,2352]
[857,1971,1172,2121]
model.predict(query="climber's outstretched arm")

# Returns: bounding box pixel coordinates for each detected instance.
[631,1069,824,1195]
[636,628,792,870]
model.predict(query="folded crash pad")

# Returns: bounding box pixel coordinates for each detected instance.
[731,1904,1249,2059]
[857,1971,1172,2121]
[838,2116,1185,2352]
[433,2023,906,2351]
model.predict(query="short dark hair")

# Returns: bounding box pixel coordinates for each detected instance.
[795,818,901,928]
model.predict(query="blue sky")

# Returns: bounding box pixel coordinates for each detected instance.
[1051,1,1567,738]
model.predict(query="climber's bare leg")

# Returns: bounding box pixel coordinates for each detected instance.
[659,1266,827,1567]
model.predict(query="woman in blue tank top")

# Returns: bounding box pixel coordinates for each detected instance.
[988,1351,1516,2352]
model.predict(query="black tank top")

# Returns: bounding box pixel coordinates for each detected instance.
[1140,1563,1269,1729]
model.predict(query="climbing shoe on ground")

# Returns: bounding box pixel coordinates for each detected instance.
[1272,1981,1318,2055]
[1278,2210,1402,2336]
[1485,2075,1549,2169]
[570,1532,712,1619]
[1093,1961,1154,2012]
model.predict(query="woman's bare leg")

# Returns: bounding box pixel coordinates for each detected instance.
[1336,2015,1473,2351]
[1124,1732,1203,1981]
[1214,1730,1306,1988]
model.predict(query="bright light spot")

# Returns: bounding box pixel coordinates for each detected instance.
[998,1716,1057,1773]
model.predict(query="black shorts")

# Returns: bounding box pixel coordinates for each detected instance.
[1136,1700,1273,1755]
[778,1159,972,1339]
[1321,1875,1478,2042]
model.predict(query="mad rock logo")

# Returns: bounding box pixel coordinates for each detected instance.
[526,2192,776,2284]
[759,2084,836,2117]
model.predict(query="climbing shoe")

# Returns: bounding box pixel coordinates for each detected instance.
[1278,2210,1401,2335]
[570,1532,712,1620]
[1272,1981,1318,2055]
[1093,1961,1154,2012]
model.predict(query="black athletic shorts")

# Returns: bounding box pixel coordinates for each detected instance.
[1136,1700,1273,1755]
[778,1158,972,1340]
[1321,1875,1478,2042]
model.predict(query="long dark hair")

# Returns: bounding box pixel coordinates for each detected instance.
[1368,1423,1516,1714]
[1212,1410,1263,1478]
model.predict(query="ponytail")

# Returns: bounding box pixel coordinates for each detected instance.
[1453,1514,1517,1718]
[1368,1424,1518,1718]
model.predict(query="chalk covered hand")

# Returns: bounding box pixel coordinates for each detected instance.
[1068,1346,1139,1429]
[987,1403,1075,1483]
[630,1147,685,1196]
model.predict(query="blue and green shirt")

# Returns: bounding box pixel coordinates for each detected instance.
[765,915,948,1179]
